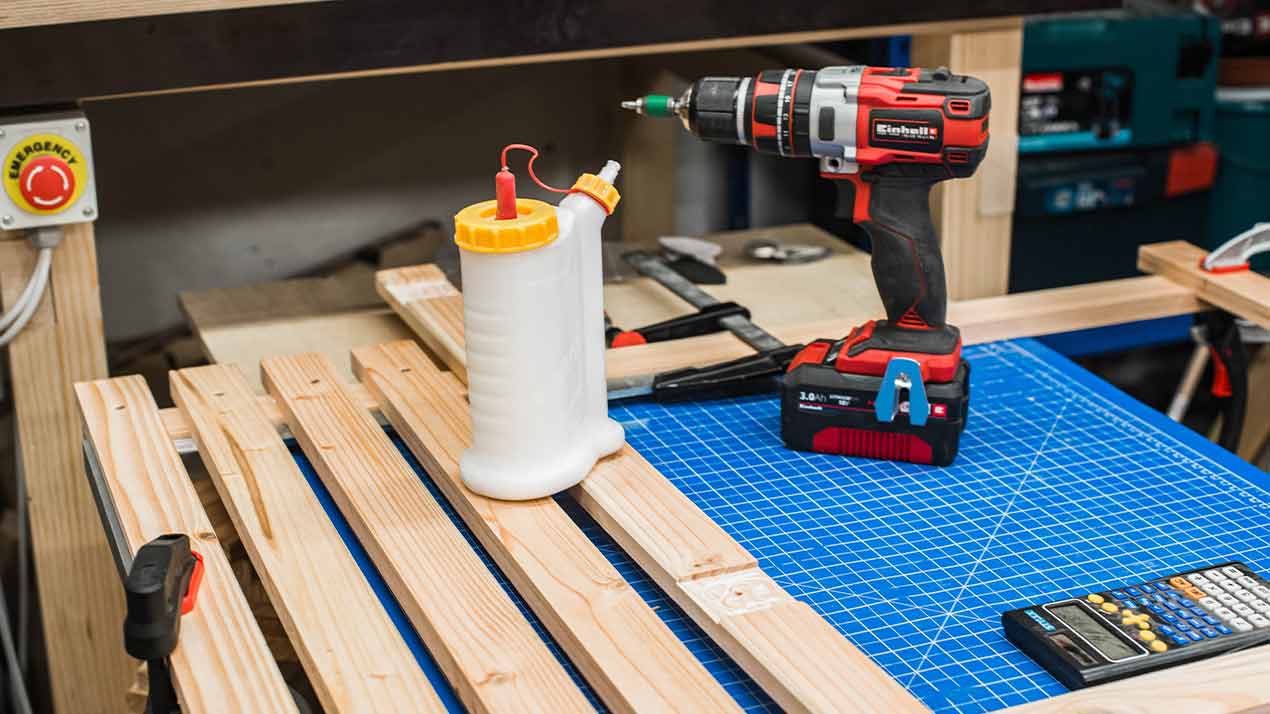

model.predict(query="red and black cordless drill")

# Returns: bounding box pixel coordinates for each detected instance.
[621,65,990,466]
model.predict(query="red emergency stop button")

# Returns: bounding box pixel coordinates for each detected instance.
[19,155,76,211]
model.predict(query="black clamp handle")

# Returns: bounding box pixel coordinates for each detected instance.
[124,533,204,714]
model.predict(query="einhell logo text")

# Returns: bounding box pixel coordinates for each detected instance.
[872,120,939,142]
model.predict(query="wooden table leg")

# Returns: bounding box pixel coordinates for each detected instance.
[913,20,1024,300]
[0,224,132,713]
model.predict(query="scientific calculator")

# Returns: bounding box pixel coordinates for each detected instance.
[1003,562,1270,688]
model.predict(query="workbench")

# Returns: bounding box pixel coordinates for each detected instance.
[73,234,1270,713]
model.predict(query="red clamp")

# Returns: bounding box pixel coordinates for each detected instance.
[181,550,205,615]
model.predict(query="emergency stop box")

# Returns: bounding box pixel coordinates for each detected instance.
[0,111,97,231]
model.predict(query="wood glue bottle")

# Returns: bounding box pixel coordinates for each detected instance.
[453,147,623,500]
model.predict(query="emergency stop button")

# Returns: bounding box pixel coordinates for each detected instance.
[18,155,75,211]
[4,133,89,216]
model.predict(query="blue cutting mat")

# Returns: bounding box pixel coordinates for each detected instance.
[610,337,1270,713]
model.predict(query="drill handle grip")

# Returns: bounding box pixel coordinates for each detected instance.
[837,174,948,330]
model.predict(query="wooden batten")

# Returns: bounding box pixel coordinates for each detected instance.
[260,353,594,714]
[170,364,449,713]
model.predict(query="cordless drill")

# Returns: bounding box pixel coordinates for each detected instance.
[621,66,990,466]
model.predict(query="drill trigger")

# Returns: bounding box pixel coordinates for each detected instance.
[875,357,929,427]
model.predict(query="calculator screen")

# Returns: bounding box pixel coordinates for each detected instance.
[1050,603,1139,660]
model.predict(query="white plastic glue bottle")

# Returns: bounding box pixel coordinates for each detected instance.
[453,145,624,501]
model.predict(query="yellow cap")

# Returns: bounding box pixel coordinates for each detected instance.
[571,173,621,214]
[454,198,558,253]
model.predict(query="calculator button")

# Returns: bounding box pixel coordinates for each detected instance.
[1126,586,1142,597]
[1222,581,1242,593]
[1087,593,1105,605]
[1146,604,1166,616]
[1137,630,1157,641]
[1186,618,1205,629]
[1250,614,1270,629]
[1237,590,1258,604]
[1111,590,1128,600]
[1164,599,1185,611]
[1170,576,1190,589]
[1215,607,1237,621]
[1100,602,1119,614]
[1202,615,1220,626]
[1202,627,1220,638]
[1120,599,1138,610]
[1175,620,1191,631]
[1232,618,1254,633]
[1140,583,1156,593]
[1205,569,1228,581]
[1162,613,1179,624]
[1233,603,1254,616]
[1253,602,1270,615]
[1122,613,1150,628]
[1223,566,1244,579]
[1149,640,1168,653]
[1217,625,1232,635]
[1186,631,1204,642]
[1184,587,1207,600]
[1255,586,1270,599]
[1158,624,1176,636]
[1186,573,1207,584]
[1178,598,1196,608]
[1200,597,1219,609]
[1239,576,1258,588]
[1170,636,1189,646]
[1189,607,1207,618]
[1218,593,1239,606]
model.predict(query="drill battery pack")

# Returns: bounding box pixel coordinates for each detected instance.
[780,327,970,466]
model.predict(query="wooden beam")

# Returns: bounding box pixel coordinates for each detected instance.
[0,226,134,714]
[1138,241,1270,330]
[169,363,448,713]
[260,353,594,714]
[375,265,466,382]
[358,338,925,712]
[912,23,1023,299]
[75,375,297,713]
[0,1,325,30]
[350,342,742,713]
[375,265,1204,393]
[1000,643,1270,713]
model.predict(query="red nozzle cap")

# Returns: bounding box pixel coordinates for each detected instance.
[495,168,517,220]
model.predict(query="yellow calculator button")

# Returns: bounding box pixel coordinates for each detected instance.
[1169,576,1189,589]
[1087,594,1105,604]
[1101,602,1119,614]
[1150,640,1168,653]
[1138,630,1157,641]
[1185,587,1206,599]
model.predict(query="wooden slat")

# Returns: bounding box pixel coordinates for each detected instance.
[0,1,325,30]
[355,340,920,713]
[75,375,297,714]
[1001,645,1270,713]
[375,264,1205,391]
[375,264,466,381]
[169,364,447,713]
[351,342,743,713]
[913,23,1023,300]
[0,226,133,713]
[1139,241,1270,330]
[260,353,594,714]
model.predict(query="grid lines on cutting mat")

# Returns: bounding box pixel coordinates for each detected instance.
[611,339,1270,713]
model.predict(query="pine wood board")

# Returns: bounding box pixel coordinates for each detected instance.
[912,24,1022,300]
[351,342,743,713]
[377,263,1204,389]
[75,375,297,714]
[1138,241,1270,330]
[0,0,325,30]
[355,336,922,714]
[0,227,134,713]
[261,352,597,714]
[169,363,449,713]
